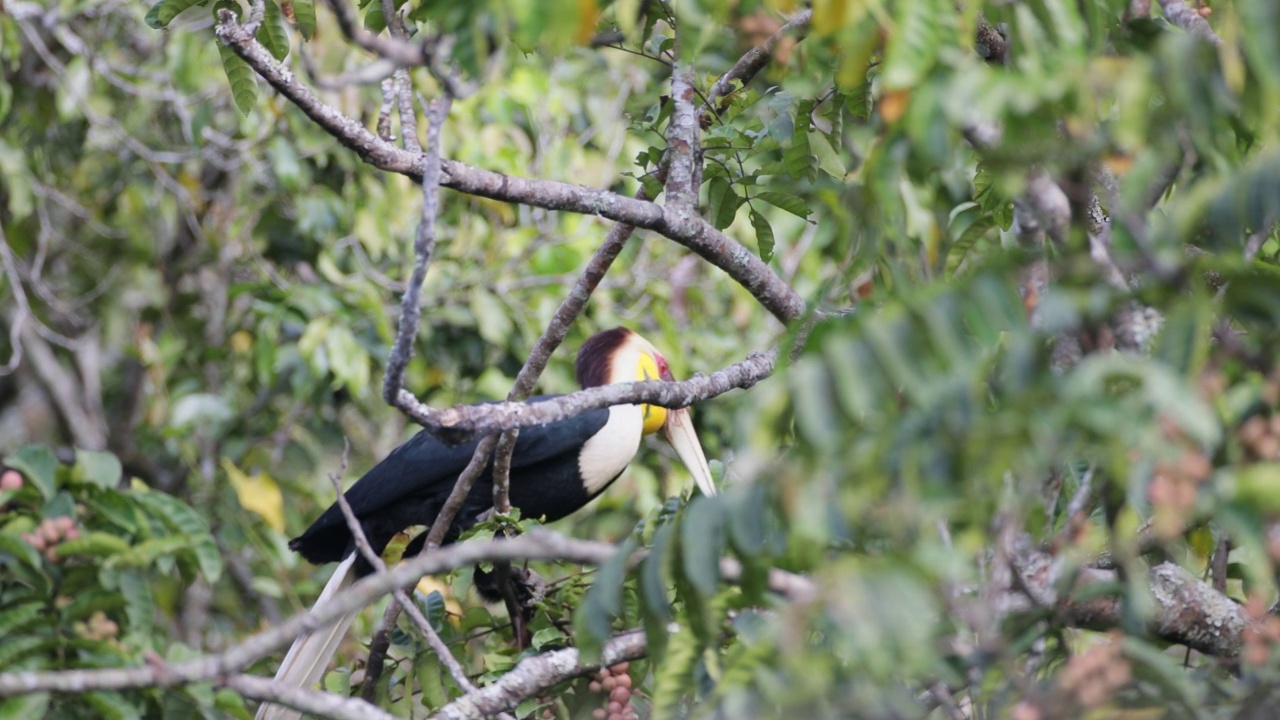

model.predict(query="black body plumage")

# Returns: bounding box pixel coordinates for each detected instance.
[289,397,614,575]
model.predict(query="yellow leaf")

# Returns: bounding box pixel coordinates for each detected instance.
[221,458,285,533]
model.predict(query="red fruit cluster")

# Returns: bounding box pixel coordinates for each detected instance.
[22,516,80,562]
[587,662,636,720]
[0,469,23,490]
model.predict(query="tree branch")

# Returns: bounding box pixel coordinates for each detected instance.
[664,64,700,212]
[226,674,397,720]
[405,348,778,445]
[212,12,806,325]
[427,632,648,720]
[0,529,812,697]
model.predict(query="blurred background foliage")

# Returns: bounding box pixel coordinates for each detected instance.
[3,0,1280,717]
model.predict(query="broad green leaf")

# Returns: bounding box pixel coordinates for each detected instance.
[84,691,143,720]
[755,191,810,220]
[7,444,57,499]
[707,177,743,230]
[74,449,122,490]
[214,2,258,116]
[258,0,290,60]
[784,100,816,182]
[145,0,206,29]
[470,291,514,346]
[679,496,725,597]
[55,532,133,559]
[119,570,156,636]
[286,0,315,40]
[573,537,637,661]
[132,490,223,582]
[749,208,775,263]
[0,693,49,720]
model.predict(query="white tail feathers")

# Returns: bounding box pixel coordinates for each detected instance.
[255,554,359,720]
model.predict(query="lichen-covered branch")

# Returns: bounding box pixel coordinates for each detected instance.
[1007,553,1254,658]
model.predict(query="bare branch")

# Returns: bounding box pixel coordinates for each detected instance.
[226,675,397,720]
[403,348,778,445]
[1005,553,1254,658]
[323,0,428,66]
[706,10,813,105]
[382,96,451,407]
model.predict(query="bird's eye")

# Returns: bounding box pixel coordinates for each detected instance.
[656,354,670,376]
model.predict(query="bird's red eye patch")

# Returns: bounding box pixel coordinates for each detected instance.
[655,354,672,380]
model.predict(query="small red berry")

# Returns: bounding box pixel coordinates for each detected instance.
[0,470,22,490]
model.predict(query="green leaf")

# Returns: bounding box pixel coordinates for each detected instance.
[0,602,44,639]
[74,450,122,490]
[258,0,290,61]
[214,3,258,116]
[679,496,725,597]
[131,490,223,582]
[287,0,316,40]
[55,532,133,559]
[0,636,48,668]
[573,537,637,662]
[784,100,816,182]
[755,191,810,220]
[0,693,49,720]
[119,570,156,636]
[469,291,514,346]
[749,208,775,263]
[7,444,57,499]
[145,0,206,29]
[84,691,143,720]
[706,177,743,230]
[649,623,698,720]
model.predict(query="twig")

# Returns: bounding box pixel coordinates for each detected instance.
[705,10,812,107]
[383,96,451,407]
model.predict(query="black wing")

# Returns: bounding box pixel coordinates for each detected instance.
[290,397,609,564]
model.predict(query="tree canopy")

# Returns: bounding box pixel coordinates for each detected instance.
[3,0,1280,718]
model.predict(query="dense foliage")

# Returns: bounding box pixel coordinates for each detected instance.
[3,0,1280,718]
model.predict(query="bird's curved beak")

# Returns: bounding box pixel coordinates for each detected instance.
[661,407,717,497]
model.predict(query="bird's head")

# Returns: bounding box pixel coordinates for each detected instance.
[576,328,716,497]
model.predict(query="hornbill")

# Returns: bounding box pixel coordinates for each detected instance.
[256,328,715,720]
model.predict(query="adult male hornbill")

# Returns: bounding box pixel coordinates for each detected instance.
[256,328,715,720]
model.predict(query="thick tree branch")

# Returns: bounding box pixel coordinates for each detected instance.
[665,65,700,211]
[1006,553,1253,658]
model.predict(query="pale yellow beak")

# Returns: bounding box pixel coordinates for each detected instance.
[661,407,717,497]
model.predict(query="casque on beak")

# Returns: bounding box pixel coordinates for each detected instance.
[662,407,717,497]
